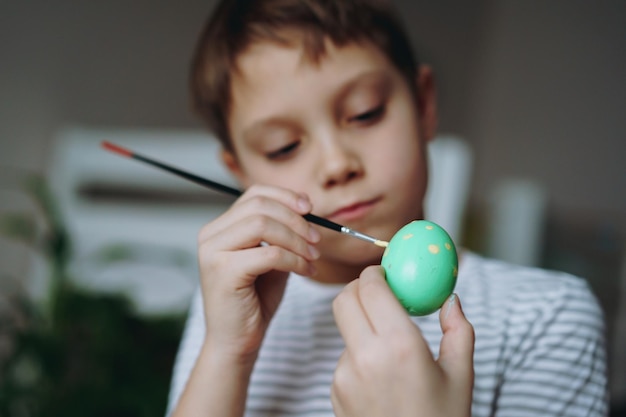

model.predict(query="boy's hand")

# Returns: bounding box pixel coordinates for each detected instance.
[197,185,320,362]
[331,266,474,417]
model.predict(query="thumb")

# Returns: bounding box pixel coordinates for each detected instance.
[437,294,475,387]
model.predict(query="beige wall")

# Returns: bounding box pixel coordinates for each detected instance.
[0,1,210,172]
[466,1,626,219]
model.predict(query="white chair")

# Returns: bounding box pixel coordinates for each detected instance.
[424,135,473,244]
[47,126,235,315]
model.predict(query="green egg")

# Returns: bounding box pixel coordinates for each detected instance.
[381,220,458,316]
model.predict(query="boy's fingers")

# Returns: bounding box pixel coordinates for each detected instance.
[237,184,313,215]
[199,186,318,244]
[226,245,314,283]
[199,197,317,245]
[199,215,319,262]
[437,294,475,386]
[333,280,375,349]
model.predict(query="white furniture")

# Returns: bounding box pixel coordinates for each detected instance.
[424,135,473,244]
[46,127,235,314]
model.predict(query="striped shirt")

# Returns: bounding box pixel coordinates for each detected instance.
[166,251,608,416]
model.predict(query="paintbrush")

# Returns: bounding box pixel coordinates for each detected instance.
[101,141,389,248]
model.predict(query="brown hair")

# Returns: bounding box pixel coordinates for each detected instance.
[190,0,419,151]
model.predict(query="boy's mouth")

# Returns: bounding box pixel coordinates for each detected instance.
[327,197,381,223]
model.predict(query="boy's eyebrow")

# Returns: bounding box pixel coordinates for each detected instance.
[241,71,391,141]
[242,117,296,143]
[333,70,391,105]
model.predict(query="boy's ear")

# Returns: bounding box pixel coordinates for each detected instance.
[221,149,250,187]
[415,65,438,142]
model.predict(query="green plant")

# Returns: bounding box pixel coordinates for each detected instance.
[0,176,186,417]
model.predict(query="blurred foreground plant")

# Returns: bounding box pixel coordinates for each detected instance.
[0,176,185,417]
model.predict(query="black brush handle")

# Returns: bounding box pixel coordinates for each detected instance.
[133,153,343,232]
[134,154,241,196]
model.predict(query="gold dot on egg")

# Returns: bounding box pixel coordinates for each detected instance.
[383,247,389,257]
[428,244,440,254]
[453,266,458,277]
[425,225,434,230]
[445,243,451,250]
[402,233,414,240]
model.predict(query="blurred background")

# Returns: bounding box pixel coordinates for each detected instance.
[1,0,624,415]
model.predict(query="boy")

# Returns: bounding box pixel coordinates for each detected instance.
[166,0,608,416]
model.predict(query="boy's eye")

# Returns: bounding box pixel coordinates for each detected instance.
[349,106,385,124]
[266,141,300,160]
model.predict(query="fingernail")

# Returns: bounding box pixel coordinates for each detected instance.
[444,293,457,319]
[308,244,320,259]
[297,197,311,212]
[308,226,321,242]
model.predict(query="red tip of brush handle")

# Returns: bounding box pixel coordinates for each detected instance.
[102,141,133,157]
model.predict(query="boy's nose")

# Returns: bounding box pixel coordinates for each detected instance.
[319,140,363,188]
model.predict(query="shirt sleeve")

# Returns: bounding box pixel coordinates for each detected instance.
[165,288,206,417]
[494,275,609,417]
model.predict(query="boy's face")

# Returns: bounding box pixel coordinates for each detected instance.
[223,39,437,280]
